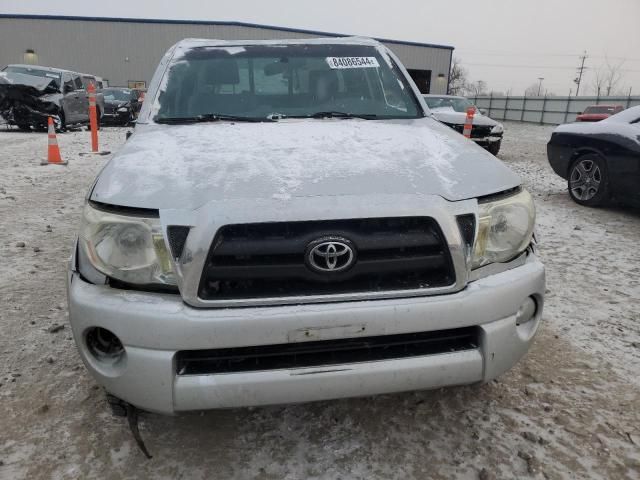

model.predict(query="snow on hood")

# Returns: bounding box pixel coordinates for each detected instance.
[91,117,520,210]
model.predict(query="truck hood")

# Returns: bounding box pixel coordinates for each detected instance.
[0,71,61,95]
[91,117,521,210]
[0,72,62,120]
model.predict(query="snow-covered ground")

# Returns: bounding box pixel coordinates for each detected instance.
[0,122,638,480]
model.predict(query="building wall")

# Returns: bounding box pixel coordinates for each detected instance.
[0,17,452,93]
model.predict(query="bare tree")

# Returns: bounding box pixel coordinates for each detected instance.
[524,83,540,97]
[467,80,488,96]
[590,67,606,96]
[603,57,625,96]
[448,57,469,96]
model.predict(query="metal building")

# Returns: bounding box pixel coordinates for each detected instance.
[0,15,453,94]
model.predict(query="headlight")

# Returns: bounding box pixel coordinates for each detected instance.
[472,188,535,269]
[117,107,129,113]
[491,123,504,134]
[79,203,175,285]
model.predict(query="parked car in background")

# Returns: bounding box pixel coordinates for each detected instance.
[575,104,623,122]
[0,64,102,131]
[101,87,142,125]
[547,105,640,207]
[424,95,504,155]
[68,37,544,417]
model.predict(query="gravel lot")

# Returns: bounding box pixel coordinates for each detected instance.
[0,122,639,480]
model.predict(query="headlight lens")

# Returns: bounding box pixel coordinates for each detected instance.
[79,203,175,285]
[117,107,129,113]
[491,123,504,134]
[472,188,535,269]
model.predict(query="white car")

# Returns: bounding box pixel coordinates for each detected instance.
[424,95,504,155]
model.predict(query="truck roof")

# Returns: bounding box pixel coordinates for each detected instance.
[173,36,383,49]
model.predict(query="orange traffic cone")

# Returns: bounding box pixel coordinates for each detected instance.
[41,117,67,165]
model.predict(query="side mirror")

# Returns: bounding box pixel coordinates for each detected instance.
[63,84,74,93]
[576,112,582,115]
[479,109,487,116]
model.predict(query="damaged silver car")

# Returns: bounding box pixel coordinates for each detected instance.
[0,64,102,131]
[68,38,545,423]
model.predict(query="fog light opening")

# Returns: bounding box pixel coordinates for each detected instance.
[86,327,125,364]
[516,297,537,327]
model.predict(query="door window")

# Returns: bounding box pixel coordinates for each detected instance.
[73,74,83,90]
[63,74,75,93]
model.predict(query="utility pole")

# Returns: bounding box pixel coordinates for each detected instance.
[574,52,587,97]
[537,77,544,96]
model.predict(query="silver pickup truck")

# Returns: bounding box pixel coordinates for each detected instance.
[68,37,545,416]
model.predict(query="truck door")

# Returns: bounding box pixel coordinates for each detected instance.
[72,74,89,122]
[60,73,79,123]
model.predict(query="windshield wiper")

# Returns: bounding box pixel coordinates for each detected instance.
[306,111,379,120]
[155,113,273,124]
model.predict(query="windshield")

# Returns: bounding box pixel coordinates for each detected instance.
[153,44,422,122]
[3,66,61,86]
[424,96,474,113]
[104,88,134,101]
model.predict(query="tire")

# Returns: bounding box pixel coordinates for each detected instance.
[96,108,101,131]
[567,154,610,207]
[487,140,501,156]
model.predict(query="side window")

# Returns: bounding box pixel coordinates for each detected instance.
[63,74,75,93]
[73,74,83,90]
[81,76,93,89]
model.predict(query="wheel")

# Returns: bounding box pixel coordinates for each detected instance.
[568,154,610,207]
[487,140,501,156]
[95,108,101,131]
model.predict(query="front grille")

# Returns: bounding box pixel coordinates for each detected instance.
[470,125,493,138]
[198,217,455,301]
[176,327,478,375]
[447,123,493,138]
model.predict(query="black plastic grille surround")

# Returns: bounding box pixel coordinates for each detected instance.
[167,225,190,260]
[198,217,455,301]
[176,327,478,375]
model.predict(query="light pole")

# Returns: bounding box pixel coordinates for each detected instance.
[537,77,544,96]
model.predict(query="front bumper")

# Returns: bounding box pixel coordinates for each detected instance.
[68,254,545,414]
[472,135,502,147]
[101,111,130,124]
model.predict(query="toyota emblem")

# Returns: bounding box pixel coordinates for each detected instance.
[306,238,356,273]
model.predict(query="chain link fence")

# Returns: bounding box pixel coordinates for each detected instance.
[469,94,640,125]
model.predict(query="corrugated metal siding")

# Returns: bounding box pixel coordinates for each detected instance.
[0,18,451,93]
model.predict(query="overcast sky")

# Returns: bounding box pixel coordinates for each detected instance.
[2,0,639,95]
